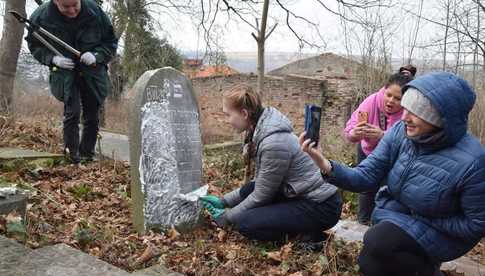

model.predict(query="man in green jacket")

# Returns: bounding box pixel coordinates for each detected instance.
[26,0,118,163]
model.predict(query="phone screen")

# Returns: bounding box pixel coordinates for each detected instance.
[304,105,322,147]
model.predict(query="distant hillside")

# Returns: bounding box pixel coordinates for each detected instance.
[16,48,477,96]
[182,51,315,73]
[182,51,456,76]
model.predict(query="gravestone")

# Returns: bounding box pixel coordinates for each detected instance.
[129,67,207,233]
[0,193,27,222]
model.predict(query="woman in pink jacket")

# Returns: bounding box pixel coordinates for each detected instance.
[344,73,413,225]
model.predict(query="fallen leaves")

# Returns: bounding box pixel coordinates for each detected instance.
[0,120,63,153]
[4,120,482,275]
[0,121,364,275]
[267,242,293,263]
[167,227,180,241]
[132,243,161,268]
[216,229,227,242]
[174,241,189,248]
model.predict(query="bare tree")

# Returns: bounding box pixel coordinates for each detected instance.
[442,0,452,70]
[472,0,480,87]
[103,0,393,95]
[195,0,391,94]
[405,0,484,72]
[251,0,277,93]
[339,1,396,105]
[0,0,26,115]
[406,0,423,64]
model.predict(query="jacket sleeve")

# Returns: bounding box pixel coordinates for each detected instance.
[343,96,371,143]
[92,7,118,64]
[326,123,399,192]
[223,187,243,208]
[421,157,485,240]
[225,143,291,222]
[26,12,55,66]
[344,103,363,143]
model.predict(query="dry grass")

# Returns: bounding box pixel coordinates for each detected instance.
[103,99,131,134]
[12,93,244,145]
[319,126,357,165]
[13,94,62,129]
[469,86,485,144]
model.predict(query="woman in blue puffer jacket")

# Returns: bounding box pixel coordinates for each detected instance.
[300,72,485,275]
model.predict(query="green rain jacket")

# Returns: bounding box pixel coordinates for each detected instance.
[26,0,118,104]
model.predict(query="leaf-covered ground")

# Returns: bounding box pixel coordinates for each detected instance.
[0,119,482,275]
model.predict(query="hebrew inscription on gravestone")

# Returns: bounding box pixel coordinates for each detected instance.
[129,67,207,233]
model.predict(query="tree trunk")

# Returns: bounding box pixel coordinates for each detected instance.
[0,0,26,115]
[256,40,265,94]
[245,0,271,184]
[255,0,270,94]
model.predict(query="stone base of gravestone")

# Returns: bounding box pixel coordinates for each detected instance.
[0,194,27,221]
[129,67,207,234]
[0,148,63,162]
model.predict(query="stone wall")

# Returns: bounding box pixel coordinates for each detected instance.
[192,73,359,144]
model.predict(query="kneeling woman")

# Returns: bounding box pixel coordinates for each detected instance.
[201,85,341,243]
[301,72,485,275]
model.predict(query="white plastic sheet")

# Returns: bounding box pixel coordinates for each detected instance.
[139,101,206,230]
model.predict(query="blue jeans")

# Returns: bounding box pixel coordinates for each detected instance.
[232,181,342,241]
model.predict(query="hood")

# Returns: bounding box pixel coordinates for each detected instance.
[252,107,293,145]
[403,72,476,147]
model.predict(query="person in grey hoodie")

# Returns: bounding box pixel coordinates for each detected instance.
[201,85,342,244]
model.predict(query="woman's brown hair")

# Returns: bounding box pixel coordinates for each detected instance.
[223,85,264,167]
[223,84,264,125]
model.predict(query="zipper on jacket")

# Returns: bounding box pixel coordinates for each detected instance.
[395,143,419,200]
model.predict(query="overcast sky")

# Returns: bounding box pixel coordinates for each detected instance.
[0,0,460,63]
[151,0,441,60]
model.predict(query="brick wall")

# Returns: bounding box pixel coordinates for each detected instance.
[192,73,360,144]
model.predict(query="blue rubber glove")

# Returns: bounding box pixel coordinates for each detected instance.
[200,195,225,209]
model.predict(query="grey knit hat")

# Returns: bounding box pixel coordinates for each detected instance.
[401,87,443,128]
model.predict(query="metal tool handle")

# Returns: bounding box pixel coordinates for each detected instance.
[37,27,81,57]
[32,32,64,57]
[10,10,96,68]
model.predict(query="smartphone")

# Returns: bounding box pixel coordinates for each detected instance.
[304,104,322,147]
[358,111,369,125]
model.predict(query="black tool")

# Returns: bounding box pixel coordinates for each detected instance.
[10,10,81,58]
